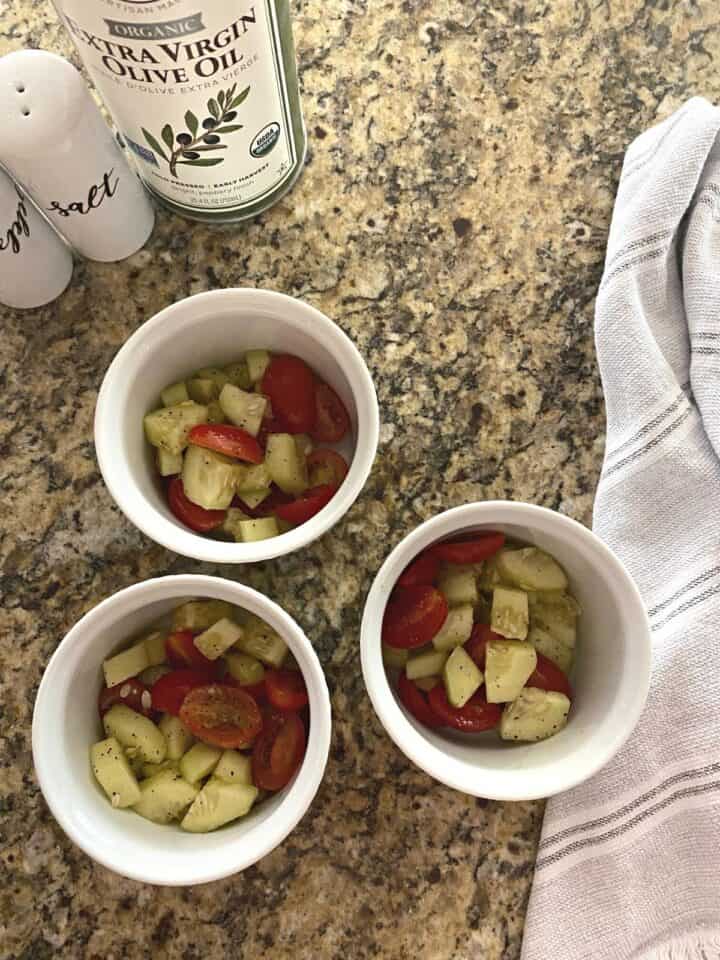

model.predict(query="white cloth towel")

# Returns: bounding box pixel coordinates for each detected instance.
[521,98,720,960]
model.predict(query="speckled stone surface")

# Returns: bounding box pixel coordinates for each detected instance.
[2,1,720,957]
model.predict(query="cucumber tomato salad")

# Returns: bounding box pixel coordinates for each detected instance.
[382,533,579,742]
[91,600,309,832]
[143,351,351,542]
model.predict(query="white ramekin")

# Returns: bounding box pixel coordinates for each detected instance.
[360,502,652,801]
[32,575,332,885]
[95,288,379,562]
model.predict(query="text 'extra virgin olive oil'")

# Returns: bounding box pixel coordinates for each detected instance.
[52,0,306,222]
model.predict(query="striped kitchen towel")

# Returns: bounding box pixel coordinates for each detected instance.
[521,98,720,960]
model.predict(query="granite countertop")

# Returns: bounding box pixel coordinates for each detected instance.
[2,1,719,957]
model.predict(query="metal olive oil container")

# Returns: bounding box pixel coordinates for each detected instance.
[51,0,306,223]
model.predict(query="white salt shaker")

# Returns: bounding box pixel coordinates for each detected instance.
[0,50,155,262]
[0,165,73,309]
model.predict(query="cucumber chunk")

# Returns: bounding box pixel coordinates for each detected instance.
[224,651,265,686]
[133,768,198,824]
[160,381,189,407]
[196,367,229,390]
[182,445,242,511]
[103,641,149,689]
[491,586,529,640]
[236,489,270,510]
[415,676,440,692]
[218,384,268,437]
[499,687,571,742]
[159,714,194,760]
[265,434,308,495]
[218,507,252,542]
[172,600,233,631]
[103,705,167,764]
[236,463,272,493]
[194,618,244,660]
[181,780,258,832]
[527,625,574,674]
[156,448,184,477]
[143,630,168,667]
[495,547,568,593]
[239,517,279,542]
[245,349,271,383]
[382,644,408,670]
[179,742,222,784]
[139,664,171,687]
[206,401,226,424]
[438,564,479,607]
[237,616,288,667]
[443,646,483,708]
[90,737,141,808]
[187,378,218,404]
[432,603,474,651]
[485,640,537,703]
[142,759,179,778]
[214,750,253,785]
[478,556,503,592]
[406,648,448,681]
[224,361,251,389]
[144,401,208,456]
[528,592,579,649]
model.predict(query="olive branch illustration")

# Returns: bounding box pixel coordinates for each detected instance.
[141,84,250,178]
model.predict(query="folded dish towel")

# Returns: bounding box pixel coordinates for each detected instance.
[521,98,720,960]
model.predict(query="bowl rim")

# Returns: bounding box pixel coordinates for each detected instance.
[32,574,332,884]
[94,288,379,563]
[360,501,652,801]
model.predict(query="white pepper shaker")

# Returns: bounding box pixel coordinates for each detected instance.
[0,165,73,309]
[0,49,155,262]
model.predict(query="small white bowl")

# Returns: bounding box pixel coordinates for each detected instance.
[360,502,651,801]
[95,288,379,562]
[32,575,332,885]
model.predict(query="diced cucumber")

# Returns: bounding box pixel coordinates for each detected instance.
[133,768,198,824]
[382,644,408,670]
[265,433,308,495]
[144,401,208,456]
[182,445,242,511]
[219,507,251,542]
[478,555,503,592]
[143,630,168,667]
[236,462,272,493]
[218,384,268,436]
[160,381,189,407]
[196,367,229,390]
[224,651,265,686]
[491,587,529,640]
[237,615,288,667]
[172,600,233,631]
[236,489,270,510]
[103,705,167,764]
[499,687,571,742]
[432,603,474,651]
[139,664,171,686]
[214,750,252,785]
[239,517,279,542]
[188,378,219,404]
[245,349,271,383]
[90,737,141,808]
[194,617,244,660]
[206,401,226,424]
[159,714,194,760]
[527,625,574,674]
[103,641,149,689]
[224,361,251,389]
[156,449,182,478]
[496,548,568,593]
[414,676,440,692]
[294,434,313,458]
[179,742,222,784]
[438,564,479,607]
[142,759,179,778]
[474,594,492,625]
[181,780,258,832]
[485,640,537,703]
[528,592,579,649]
[406,648,448,681]
[443,646,483,708]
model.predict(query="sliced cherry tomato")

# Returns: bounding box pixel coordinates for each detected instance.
[432,531,506,564]
[274,484,336,525]
[397,671,444,728]
[427,685,502,733]
[151,668,216,716]
[179,684,263,749]
[526,653,573,698]
[167,476,226,533]
[306,449,349,487]
[252,710,306,791]
[311,381,351,443]
[265,669,308,711]
[98,678,152,718]
[382,585,448,649]
[397,550,440,589]
[464,623,503,669]
[261,355,316,434]
[188,423,263,464]
[165,630,214,670]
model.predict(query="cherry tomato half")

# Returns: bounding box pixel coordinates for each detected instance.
[397,671,444,728]
[274,484,336,525]
[397,550,440,589]
[464,623,504,670]
[265,669,309,711]
[427,685,502,733]
[261,355,316,434]
[151,668,216,716]
[526,653,572,698]
[188,424,263,464]
[306,449,349,488]
[98,678,152,718]
[311,381,351,443]
[167,477,226,533]
[432,531,506,565]
[180,684,263,749]
[165,630,214,670]
[382,585,449,649]
[252,710,306,791]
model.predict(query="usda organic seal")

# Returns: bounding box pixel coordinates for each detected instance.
[251,122,281,158]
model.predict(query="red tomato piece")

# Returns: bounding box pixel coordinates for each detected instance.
[261,355,316,434]
[464,623,504,669]
[306,449,349,488]
[165,630,214,670]
[265,669,309,711]
[397,671,444,728]
[179,684,263,749]
[526,653,573,698]
[274,484,336,525]
[311,381,351,443]
[188,424,263,464]
[167,477,226,533]
[252,710,306,791]
[427,685,502,733]
[397,550,440,589]
[150,668,216,716]
[382,585,449,649]
[98,678,152,718]
[432,531,506,564]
